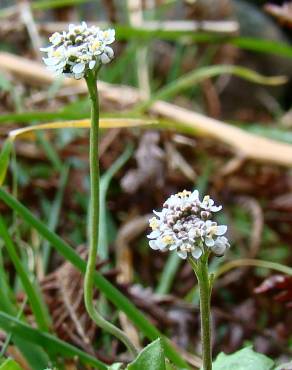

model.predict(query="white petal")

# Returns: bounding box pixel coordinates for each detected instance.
[177,250,187,259]
[147,230,160,239]
[81,21,88,29]
[205,237,215,247]
[40,45,53,52]
[149,240,159,250]
[209,199,214,206]
[72,62,85,74]
[89,60,96,69]
[220,236,229,244]
[100,53,111,64]
[51,60,66,71]
[191,247,202,259]
[216,225,227,236]
[50,33,62,45]
[190,190,199,201]
[104,29,115,44]
[68,23,75,32]
[211,205,222,212]
[104,46,114,58]
[74,73,84,80]
[156,239,168,251]
[169,244,177,251]
[211,243,226,257]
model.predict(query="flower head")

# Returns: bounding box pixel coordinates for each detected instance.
[147,190,230,259]
[40,22,115,79]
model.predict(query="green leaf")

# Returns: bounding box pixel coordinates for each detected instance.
[212,347,275,370]
[0,139,12,185]
[0,359,23,370]
[127,339,166,370]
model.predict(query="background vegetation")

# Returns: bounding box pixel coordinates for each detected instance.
[0,0,291,369]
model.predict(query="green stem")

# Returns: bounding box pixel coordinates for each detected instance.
[84,71,138,358]
[189,255,212,370]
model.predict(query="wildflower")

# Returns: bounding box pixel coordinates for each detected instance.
[40,22,115,79]
[147,190,229,259]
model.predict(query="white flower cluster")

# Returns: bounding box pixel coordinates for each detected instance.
[148,190,230,260]
[40,22,115,79]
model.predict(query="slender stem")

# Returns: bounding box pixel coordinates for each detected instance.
[84,71,138,358]
[189,256,212,370]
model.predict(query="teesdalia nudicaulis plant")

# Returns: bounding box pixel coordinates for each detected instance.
[40,22,138,358]
[148,189,230,370]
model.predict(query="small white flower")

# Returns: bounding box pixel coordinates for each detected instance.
[100,29,115,45]
[211,236,230,256]
[204,220,227,247]
[147,189,229,259]
[201,195,222,212]
[40,22,115,79]
[49,32,62,46]
[100,46,114,64]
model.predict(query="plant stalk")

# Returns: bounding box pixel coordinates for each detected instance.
[189,255,212,370]
[84,71,138,358]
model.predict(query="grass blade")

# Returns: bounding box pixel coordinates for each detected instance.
[42,165,69,272]
[0,111,88,125]
[216,258,292,279]
[99,144,133,261]
[115,25,292,58]
[8,118,157,140]
[155,253,182,295]
[0,139,13,186]
[0,188,190,369]
[32,0,90,10]
[36,131,63,172]
[0,216,51,332]
[136,64,287,112]
[0,311,107,370]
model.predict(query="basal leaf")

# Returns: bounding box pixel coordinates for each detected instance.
[212,347,274,370]
[127,339,166,370]
[0,359,23,370]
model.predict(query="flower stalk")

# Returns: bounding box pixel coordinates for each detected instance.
[189,254,213,370]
